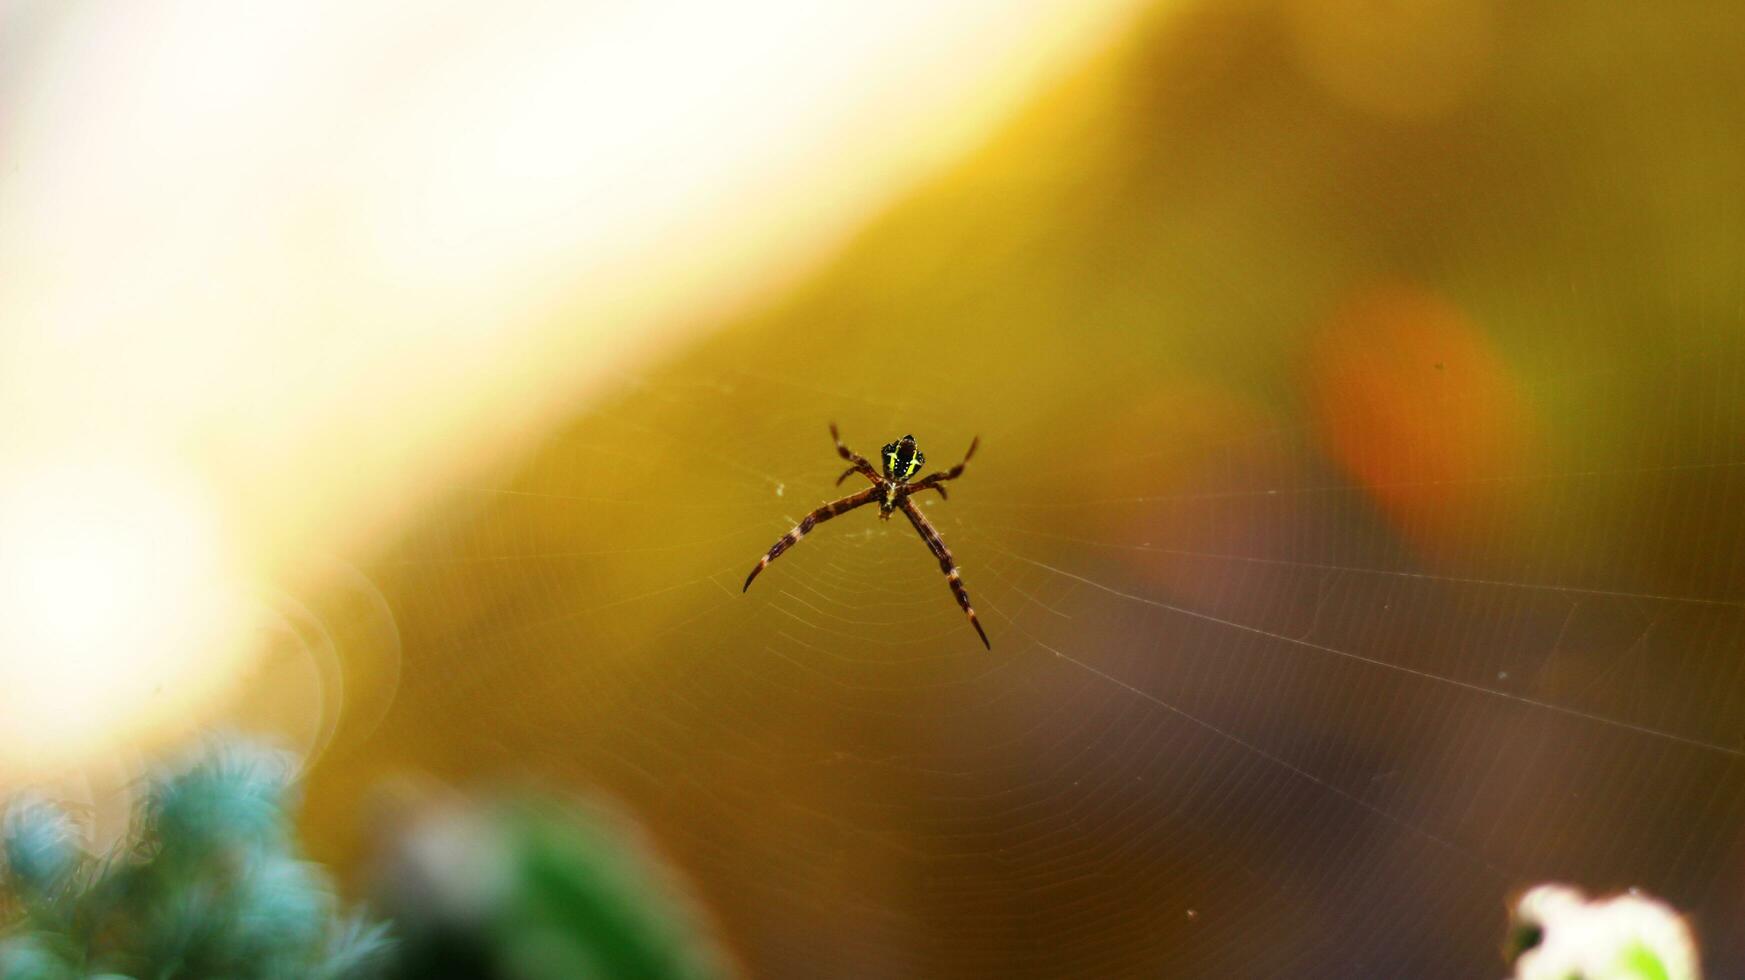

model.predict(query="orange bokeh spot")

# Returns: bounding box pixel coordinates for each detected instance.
[1084,382,1300,609]
[1305,283,1535,557]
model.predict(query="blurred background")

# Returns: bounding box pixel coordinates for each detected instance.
[3,0,1744,975]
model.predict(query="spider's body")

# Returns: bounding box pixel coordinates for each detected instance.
[882,435,925,483]
[877,434,924,514]
[743,425,988,648]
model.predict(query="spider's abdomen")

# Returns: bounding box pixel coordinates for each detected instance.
[882,435,925,483]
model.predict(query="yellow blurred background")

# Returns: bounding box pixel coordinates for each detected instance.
[0,0,1138,785]
[5,0,1745,975]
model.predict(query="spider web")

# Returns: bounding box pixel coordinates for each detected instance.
[297,5,1745,977]
[303,346,1745,978]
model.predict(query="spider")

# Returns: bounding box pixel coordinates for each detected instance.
[743,424,989,648]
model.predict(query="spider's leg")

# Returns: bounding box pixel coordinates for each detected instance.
[909,435,979,493]
[830,422,881,483]
[898,496,990,649]
[834,465,875,487]
[743,485,881,592]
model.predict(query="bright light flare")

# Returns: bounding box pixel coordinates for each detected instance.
[0,461,248,775]
[0,0,1147,786]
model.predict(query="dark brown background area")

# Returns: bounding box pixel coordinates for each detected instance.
[300,2,1745,975]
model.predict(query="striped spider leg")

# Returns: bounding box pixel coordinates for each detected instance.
[832,422,881,487]
[898,496,990,649]
[742,484,881,592]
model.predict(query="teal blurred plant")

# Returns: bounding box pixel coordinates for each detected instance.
[0,740,392,980]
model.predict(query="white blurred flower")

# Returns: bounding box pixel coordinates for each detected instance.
[1507,884,1699,980]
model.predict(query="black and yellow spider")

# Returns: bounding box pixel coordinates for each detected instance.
[743,424,989,648]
